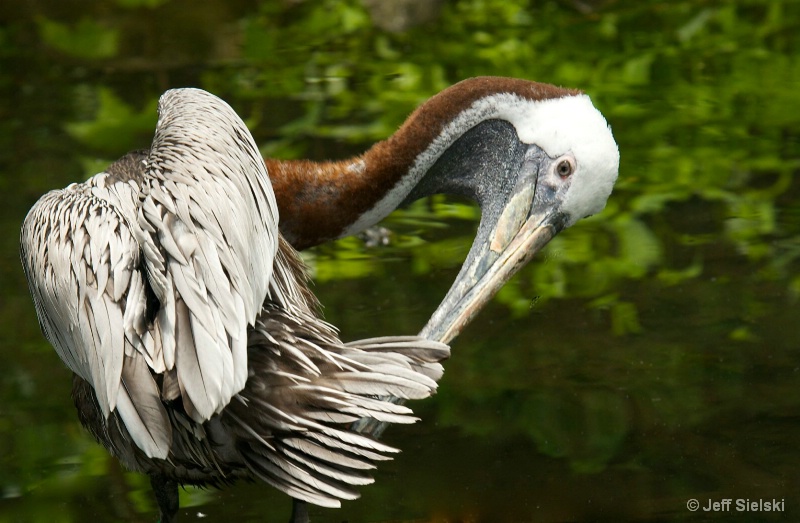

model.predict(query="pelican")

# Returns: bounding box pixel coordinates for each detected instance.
[20,77,619,522]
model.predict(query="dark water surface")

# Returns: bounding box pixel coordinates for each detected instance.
[1,1,799,522]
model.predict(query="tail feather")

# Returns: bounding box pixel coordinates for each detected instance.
[244,452,346,508]
[281,437,376,471]
[346,336,450,383]
[221,303,449,507]
[303,431,396,462]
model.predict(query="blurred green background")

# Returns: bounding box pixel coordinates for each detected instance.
[1,0,799,521]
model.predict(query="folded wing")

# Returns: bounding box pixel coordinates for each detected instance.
[20,184,172,458]
[136,89,279,422]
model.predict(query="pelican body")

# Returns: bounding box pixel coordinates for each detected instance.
[20,77,619,521]
[21,89,448,522]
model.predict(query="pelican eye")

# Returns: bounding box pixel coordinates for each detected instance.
[555,157,576,178]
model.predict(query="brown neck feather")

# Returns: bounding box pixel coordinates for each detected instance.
[267,77,580,250]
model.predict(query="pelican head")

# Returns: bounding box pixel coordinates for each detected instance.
[409,86,620,342]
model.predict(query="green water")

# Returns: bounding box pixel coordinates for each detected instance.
[1,1,798,521]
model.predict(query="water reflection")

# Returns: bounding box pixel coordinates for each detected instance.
[2,0,799,521]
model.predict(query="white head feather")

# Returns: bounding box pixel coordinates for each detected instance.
[498,93,620,226]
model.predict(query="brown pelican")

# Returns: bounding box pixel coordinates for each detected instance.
[20,77,619,522]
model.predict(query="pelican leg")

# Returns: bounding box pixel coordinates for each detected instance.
[290,498,309,523]
[150,474,179,523]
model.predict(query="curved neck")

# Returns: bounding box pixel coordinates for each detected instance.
[266,156,377,250]
[266,77,578,250]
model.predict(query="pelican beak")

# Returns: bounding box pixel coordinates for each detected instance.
[419,145,571,344]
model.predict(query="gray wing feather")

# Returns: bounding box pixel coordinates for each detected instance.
[21,166,179,459]
[136,88,279,422]
[20,187,146,424]
[116,351,172,457]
